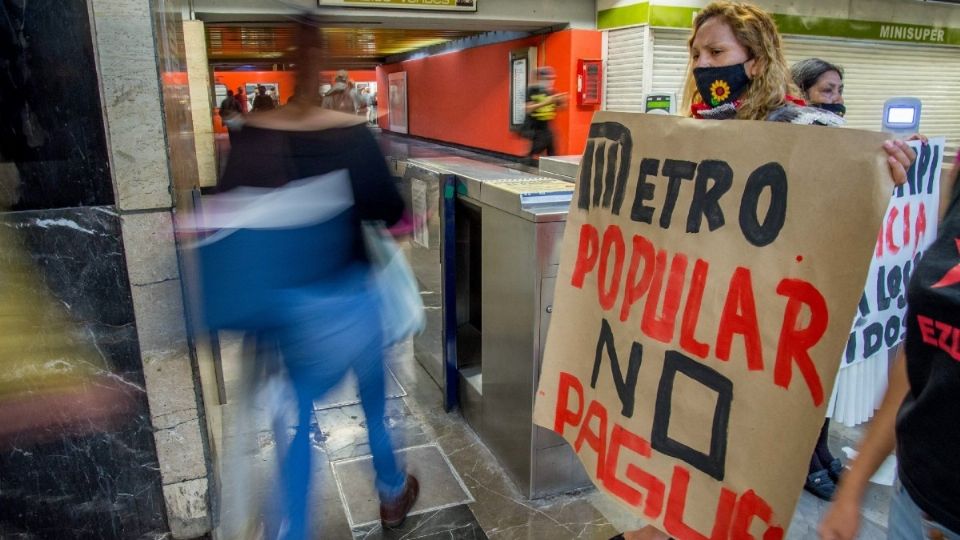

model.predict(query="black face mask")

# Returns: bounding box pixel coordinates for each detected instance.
[813,102,846,117]
[693,63,751,108]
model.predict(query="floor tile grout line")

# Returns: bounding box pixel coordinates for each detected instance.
[429,442,477,506]
[462,472,579,536]
[351,500,474,531]
[329,455,359,530]
[314,368,407,411]
[396,509,441,540]
[339,443,477,530]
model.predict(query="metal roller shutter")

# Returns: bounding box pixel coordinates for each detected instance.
[650,28,690,96]
[636,29,960,158]
[781,36,960,158]
[604,26,647,112]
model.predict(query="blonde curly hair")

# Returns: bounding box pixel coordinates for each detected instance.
[680,1,800,120]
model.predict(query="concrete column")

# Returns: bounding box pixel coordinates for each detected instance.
[183,20,218,189]
[88,0,211,537]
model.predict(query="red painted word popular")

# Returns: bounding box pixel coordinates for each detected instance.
[554,373,785,540]
[570,223,829,406]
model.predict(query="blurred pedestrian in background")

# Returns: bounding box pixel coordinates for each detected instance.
[523,66,566,164]
[235,85,249,113]
[322,69,358,114]
[252,85,276,112]
[219,88,243,146]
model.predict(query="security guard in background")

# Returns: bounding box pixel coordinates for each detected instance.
[523,66,567,164]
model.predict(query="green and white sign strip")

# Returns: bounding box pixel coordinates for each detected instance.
[598,2,960,47]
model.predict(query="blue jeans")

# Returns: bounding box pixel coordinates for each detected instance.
[889,479,960,540]
[272,269,406,540]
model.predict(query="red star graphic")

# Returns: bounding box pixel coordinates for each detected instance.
[932,238,960,289]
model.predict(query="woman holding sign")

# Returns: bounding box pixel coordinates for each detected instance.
[791,58,846,118]
[790,57,849,501]
[611,2,917,539]
[678,3,914,176]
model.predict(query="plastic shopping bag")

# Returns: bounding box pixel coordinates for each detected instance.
[362,222,425,346]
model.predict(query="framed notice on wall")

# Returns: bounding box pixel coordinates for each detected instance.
[388,72,408,134]
[317,0,477,11]
[509,47,535,132]
[214,83,228,106]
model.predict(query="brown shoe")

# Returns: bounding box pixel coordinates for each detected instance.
[380,474,419,528]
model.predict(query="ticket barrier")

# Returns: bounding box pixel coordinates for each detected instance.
[537,155,582,183]
[398,155,591,498]
[392,159,459,411]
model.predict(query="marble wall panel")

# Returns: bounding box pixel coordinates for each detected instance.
[0,0,113,210]
[0,206,166,538]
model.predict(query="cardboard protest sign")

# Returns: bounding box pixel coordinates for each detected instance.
[533,112,892,539]
[843,138,945,367]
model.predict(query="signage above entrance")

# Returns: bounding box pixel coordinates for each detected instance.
[597,2,960,47]
[318,0,477,11]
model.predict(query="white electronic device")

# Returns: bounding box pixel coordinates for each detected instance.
[882,97,922,135]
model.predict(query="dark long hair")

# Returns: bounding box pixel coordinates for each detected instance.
[791,58,844,99]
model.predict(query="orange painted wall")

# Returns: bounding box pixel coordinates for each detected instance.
[211,70,377,132]
[214,71,297,104]
[553,30,604,157]
[377,29,602,157]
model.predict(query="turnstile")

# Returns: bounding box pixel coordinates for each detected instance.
[537,155,582,183]
[393,159,459,411]
[398,155,591,498]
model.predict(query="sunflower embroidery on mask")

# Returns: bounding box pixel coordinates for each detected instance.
[709,80,732,106]
[693,64,750,109]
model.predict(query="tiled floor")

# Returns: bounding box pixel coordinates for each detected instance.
[332,444,474,529]
[216,336,892,540]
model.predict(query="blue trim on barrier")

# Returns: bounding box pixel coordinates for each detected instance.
[440,173,460,411]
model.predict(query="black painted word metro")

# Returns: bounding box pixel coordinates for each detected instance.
[577,121,789,247]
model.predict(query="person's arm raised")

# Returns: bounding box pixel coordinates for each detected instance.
[818,347,910,540]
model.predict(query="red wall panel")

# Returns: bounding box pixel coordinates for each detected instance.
[210,70,377,132]
[377,29,602,157]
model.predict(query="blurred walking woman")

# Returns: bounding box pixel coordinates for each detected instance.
[201,18,418,538]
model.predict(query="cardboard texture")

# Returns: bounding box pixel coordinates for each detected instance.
[532,112,893,539]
